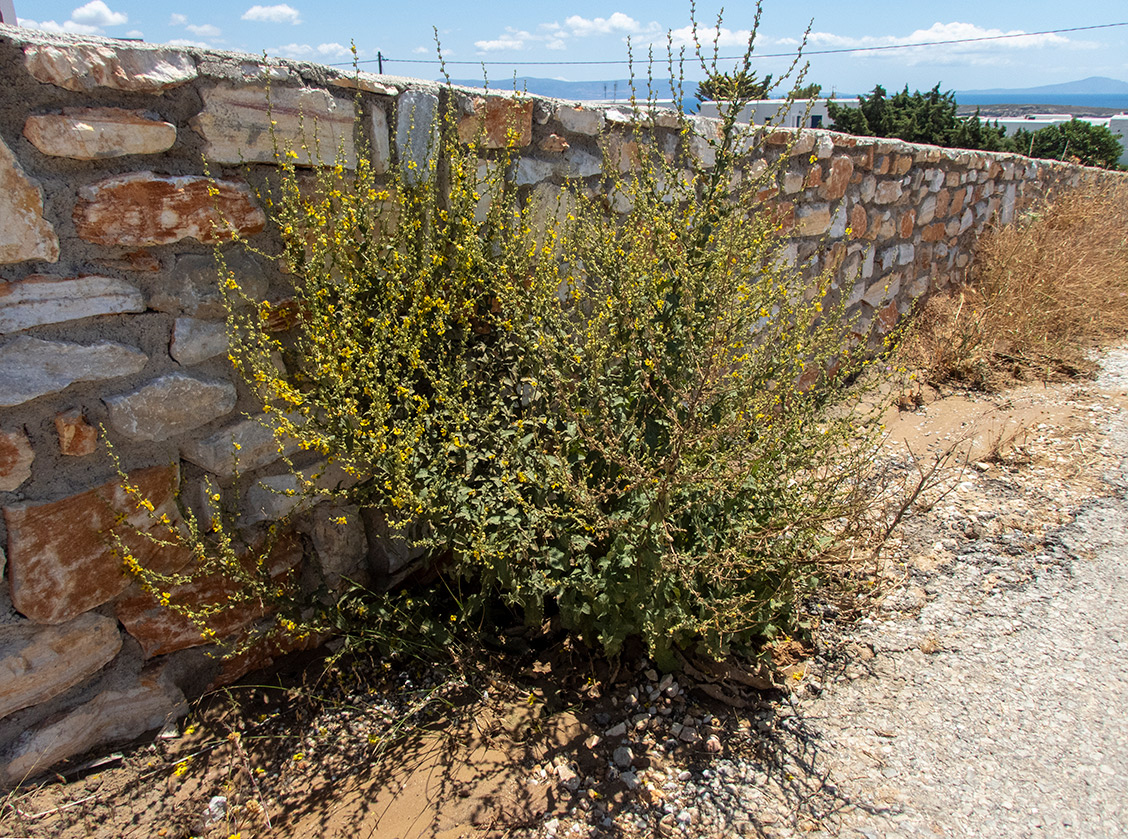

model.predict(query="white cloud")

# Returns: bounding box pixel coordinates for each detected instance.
[475,29,531,52]
[169,13,188,25]
[268,42,351,59]
[21,18,102,35]
[787,22,1077,67]
[243,4,302,24]
[186,23,221,37]
[666,24,753,50]
[22,2,128,34]
[125,29,144,37]
[71,1,128,27]
[564,12,657,38]
[167,38,214,48]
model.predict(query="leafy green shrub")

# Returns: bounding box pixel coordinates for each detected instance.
[219,13,888,668]
[1010,119,1125,170]
[828,84,1010,152]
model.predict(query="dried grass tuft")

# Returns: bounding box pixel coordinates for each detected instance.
[902,179,1128,389]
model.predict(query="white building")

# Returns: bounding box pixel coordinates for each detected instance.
[988,113,1128,167]
[695,98,849,130]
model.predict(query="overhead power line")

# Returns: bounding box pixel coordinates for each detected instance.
[327,21,1127,68]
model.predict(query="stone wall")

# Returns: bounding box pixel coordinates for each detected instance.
[0,24,1117,785]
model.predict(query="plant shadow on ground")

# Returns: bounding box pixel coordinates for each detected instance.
[0,606,884,839]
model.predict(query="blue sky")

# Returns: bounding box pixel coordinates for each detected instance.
[14,1,1128,92]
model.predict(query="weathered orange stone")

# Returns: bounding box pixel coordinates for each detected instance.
[4,466,192,625]
[899,209,916,239]
[874,155,890,175]
[772,202,796,234]
[934,188,951,219]
[0,429,34,492]
[877,300,899,333]
[804,164,823,189]
[73,172,265,247]
[921,222,947,243]
[55,411,98,456]
[822,156,854,201]
[457,98,533,149]
[539,133,570,153]
[853,146,875,170]
[849,203,869,238]
[115,533,303,659]
[893,155,913,176]
[950,186,968,216]
[0,134,60,265]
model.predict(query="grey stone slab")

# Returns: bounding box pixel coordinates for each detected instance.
[396,90,439,186]
[169,318,228,366]
[0,275,144,334]
[190,83,357,167]
[104,373,236,442]
[0,613,122,720]
[180,415,300,479]
[0,337,148,408]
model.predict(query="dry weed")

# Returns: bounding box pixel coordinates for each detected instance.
[902,179,1128,389]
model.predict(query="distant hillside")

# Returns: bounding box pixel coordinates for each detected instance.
[957,76,1128,97]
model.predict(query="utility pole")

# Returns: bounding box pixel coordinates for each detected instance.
[377,51,384,75]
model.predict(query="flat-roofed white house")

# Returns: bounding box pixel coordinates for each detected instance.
[696,98,850,130]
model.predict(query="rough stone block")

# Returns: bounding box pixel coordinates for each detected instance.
[795,204,832,237]
[396,90,440,186]
[307,503,368,590]
[921,222,947,243]
[23,109,176,159]
[874,180,903,205]
[0,134,59,265]
[0,429,33,492]
[557,148,603,179]
[328,73,397,96]
[169,317,228,366]
[822,156,854,201]
[73,172,265,247]
[115,532,302,658]
[150,251,267,318]
[0,613,122,719]
[4,465,189,625]
[190,84,357,167]
[0,337,148,408]
[104,373,236,442]
[370,102,390,175]
[848,203,868,238]
[55,410,98,456]
[457,97,533,149]
[0,275,144,334]
[515,158,554,186]
[180,415,300,479]
[1,672,187,786]
[556,105,604,136]
[22,42,197,92]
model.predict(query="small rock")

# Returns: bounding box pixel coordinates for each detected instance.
[556,764,580,791]
[605,721,627,738]
[705,735,722,753]
[612,745,634,768]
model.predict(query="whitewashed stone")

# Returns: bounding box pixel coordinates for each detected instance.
[396,90,440,186]
[23,109,176,160]
[0,275,144,334]
[0,134,59,265]
[0,613,122,719]
[190,84,357,167]
[0,337,147,408]
[104,373,236,442]
[0,429,34,492]
[170,318,227,366]
[557,106,604,136]
[370,102,390,175]
[22,42,195,92]
[1,674,187,785]
[181,416,300,479]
